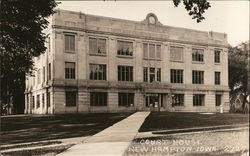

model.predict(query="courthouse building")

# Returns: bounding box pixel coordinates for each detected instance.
[25,9,230,114]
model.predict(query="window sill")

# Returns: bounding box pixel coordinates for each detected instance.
[65,106,76,107]
[144,81,161,83]
[214,63,221,65]
[65,51,76,54]
[143,58,161,61]
[89,53,107,57]
[118,106,134,107]
[170,60,184,63]
[118,80,134,82]
[192,61,204,64]
[117,55,133,59]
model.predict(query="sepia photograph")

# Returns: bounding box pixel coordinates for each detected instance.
[1,0,249,155]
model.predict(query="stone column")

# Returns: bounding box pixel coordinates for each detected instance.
[108,91,118,112]
[163,94,172,111]
[135,92,144,110]
[222,92,230,112]
[205,91,215,112]
[78,88,89,113]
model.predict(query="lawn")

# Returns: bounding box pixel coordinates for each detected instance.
[125,129,249,156]
[1,112,133,145]
[2,144,73,156]
[125,112,249,156]
[139,112,249,132]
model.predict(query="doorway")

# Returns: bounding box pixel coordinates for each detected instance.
[145,93,163,111]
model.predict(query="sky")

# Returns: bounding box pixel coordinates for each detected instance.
[57,1,249,46]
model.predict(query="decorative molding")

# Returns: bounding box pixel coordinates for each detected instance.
[48,79,230,92]
[52,25,228,48]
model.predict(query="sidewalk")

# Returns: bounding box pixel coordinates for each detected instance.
[58,111,150,156]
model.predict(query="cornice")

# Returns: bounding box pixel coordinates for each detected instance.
[52,25,228,48]
[46,79,230,92]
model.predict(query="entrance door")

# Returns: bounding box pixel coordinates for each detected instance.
[145,94,161,111]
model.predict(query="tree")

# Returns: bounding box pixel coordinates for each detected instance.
[228,45,249,112]
[173,0,211,23]
[0,0,57,114]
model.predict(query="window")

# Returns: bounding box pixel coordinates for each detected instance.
[143,43,161,60]
[65,34,75,52]
[193,94,205,106]
[89,64,106,80]
[156,45,161,59]
[42,94,45,108]
[149,68,155,82]
[214,50,220,63]
[90,92,107,106]
[171,69,183,83]
[156,68,161,82]
[118,93,134,107]
[192,70,204,84]
[170,46,183,61]
[48,37,50,53]
[149,44,155,58]
[43,66,45,82]
[47,92,50,107]
[143,67,161,83]
[48,63,51,80]
[36,95,40,108]
[215,95,221,106]
[66,91,77,107]
[215,72,221,85]
[143,67,148,82]
[192,48,204,62]
[143,43,148,58]
[172,94,184,106]
[32,96,35,108]
[89,37,106,54]
[26,95,29,106]
[65,62,75,79]
[118,66,133,81]
[37,69,41,84]
[117,40,133,56]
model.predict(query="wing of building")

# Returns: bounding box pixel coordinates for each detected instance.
[24,9,230,114]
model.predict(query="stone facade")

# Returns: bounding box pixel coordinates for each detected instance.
[25,9,230,114]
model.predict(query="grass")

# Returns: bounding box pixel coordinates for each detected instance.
[124,129,249,156]
[0,141,62,151]
[1,112,133,145]
[2,144,73,156]
[139,112,249,132]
